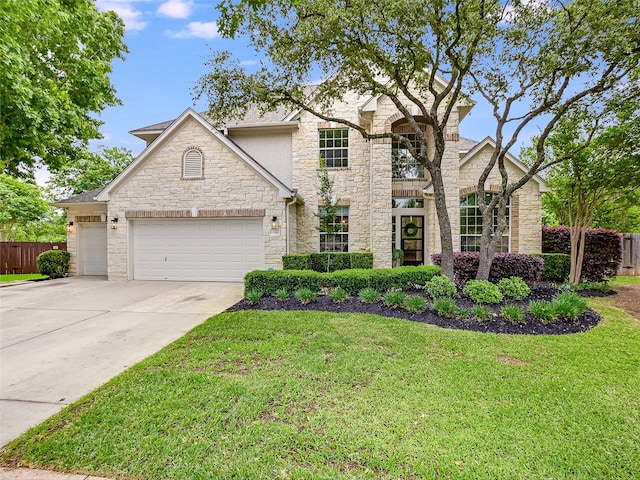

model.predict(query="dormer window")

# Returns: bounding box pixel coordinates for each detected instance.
[182,147,204,179]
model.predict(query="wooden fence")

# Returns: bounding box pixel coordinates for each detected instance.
[0,242,67,275]
[618,234,640,277]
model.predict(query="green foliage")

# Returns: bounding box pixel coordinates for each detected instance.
[274,287,289,301]
[532,253,571,282]
[402,295,427,314]
[310,252,350,273]
[245,290,263,304]
[572,281,613,294]
[328,287,349,303]
[350,252,374,269]
[294,287,317,304]
[392,249,404,268]
[498,277,531,300]
[358,287,380,304]
[463,280,503,304]
[425,275,458,300]
[472,305,493,321]
[0,0,127,178]
[329,266,441,295]
[35,250,70,279]
[384,290,406,308]
[282,254,312,270]
[433,298,458,318]
[283,253,373,272]
[0,174,50,240]
[47,146,134,198]
[528,300,559,323]
[551,292,588,320]
[245,270,323,296]
[501,305,525,324]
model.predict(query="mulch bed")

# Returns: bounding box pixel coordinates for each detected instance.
[226,285,613,335]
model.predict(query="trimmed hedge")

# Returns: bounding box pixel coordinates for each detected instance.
[245,265,441,296]
[282,252,374,272]
[36,250,71,279]
[431,252,543,285]
[542,227,622,281]
[532,253,571,282]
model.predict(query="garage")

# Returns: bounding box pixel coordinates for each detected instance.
[131,218,264,282]
[78,223,108,275]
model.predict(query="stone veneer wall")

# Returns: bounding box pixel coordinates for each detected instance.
[106,118,286,280]
[458,144,543,253]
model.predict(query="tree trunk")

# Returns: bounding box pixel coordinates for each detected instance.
[569,227,586,284]
[430,168,455,280]
[476,208,498,281]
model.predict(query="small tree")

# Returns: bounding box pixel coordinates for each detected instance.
[315,159,341,272]
[0,174,50,241]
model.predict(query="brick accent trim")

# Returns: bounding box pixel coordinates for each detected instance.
[125,209,265,218]
[459,185,502,196]
[75,216,104,222]
[392,189,424,198]
[317,122,348,129]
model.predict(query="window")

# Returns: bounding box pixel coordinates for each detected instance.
[319,129,349,168]
[183,148,203,179]
[319,206,349,252]
[392,198,424,208]
[392,133,425,179]
[460,193,510,252]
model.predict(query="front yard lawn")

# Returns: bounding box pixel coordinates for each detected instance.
[2,297,638,479]
[0,274,47,283]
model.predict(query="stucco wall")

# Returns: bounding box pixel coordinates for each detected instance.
[229,130,293,187]
[106,117,287,280]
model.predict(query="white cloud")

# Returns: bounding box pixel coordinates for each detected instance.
[158,0,193,19]
[166,21,219,39]
[96,0,148,32]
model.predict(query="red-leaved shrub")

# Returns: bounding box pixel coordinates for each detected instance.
[431,252,543,285]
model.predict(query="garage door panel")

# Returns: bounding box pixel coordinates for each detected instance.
[132,219,264,281]
[79,224,108,276]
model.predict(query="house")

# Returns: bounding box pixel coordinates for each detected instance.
[54,86,549,282]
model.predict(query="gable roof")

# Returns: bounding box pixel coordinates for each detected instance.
[97,108,298,202]
[52,187,106,207]
[459,137,551,192]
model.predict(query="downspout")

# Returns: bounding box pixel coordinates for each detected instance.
[369,118,374,258]
[285,190,299,254]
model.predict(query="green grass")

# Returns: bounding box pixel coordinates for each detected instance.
[610,275,640,286]
[2,302,639,479]
[0,273,47,283]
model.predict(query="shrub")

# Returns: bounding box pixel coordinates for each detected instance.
[282,254,311,270]
[463,280,503,304]
[501,305,525,324]
[350,252,374,269]
[472,305,493,321]
[433,298,458,317]
[498,277,531,300]
[572,281,613,294]
[403,295,427,313]
[295,287,317,304]
[531,253,570,282]
[551,292,588,320]
[274,287,289,301]
[529,300,558,323]
[36,250,71,279]
[426,275,458,300]
[245,290,263,304]
[330,266,441,295]
[245,270,323,296]
[542,226,622,282]
[384,290,406,308]
[328,286,349,303]
[310,252,351,272]
[432,252,543,285]
[359,287,381,303]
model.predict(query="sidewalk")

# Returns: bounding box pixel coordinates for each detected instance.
[0,468,114,480]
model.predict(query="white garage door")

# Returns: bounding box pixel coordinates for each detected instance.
[79,223,108,275]
[132,218,264,282]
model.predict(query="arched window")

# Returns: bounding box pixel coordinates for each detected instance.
[460,192,510,252]
[182,148,204,179]
[391,121,434,179]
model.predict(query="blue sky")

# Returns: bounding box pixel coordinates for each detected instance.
[89,0,518,159]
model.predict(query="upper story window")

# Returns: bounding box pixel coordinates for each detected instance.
[319,129,349,168]
[182,148,204,179]
[392,133,426,179]
[319,206,349,252]
[460,192,510,253]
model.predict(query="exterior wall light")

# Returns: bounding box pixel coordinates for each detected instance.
[111,218,119,229]
[270,216,280,235]
[67,221,74,232]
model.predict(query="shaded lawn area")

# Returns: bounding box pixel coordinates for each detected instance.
[0,274,47,283]
[2,298,639,479]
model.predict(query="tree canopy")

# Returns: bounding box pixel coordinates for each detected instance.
[0,0,127,179]
[197,0,639,279]
[0,174,50,241]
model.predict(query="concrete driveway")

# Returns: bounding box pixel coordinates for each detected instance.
[0,277,243,446]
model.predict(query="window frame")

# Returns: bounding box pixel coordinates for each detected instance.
[319,205,349,252]
[460,192,511,253]
[319,128,349,169]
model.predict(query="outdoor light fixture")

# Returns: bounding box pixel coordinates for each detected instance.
[111,217,119,229]
[270,216,280,235]
[67,222,74,232]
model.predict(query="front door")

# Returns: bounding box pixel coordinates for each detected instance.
[400,215,424,266]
